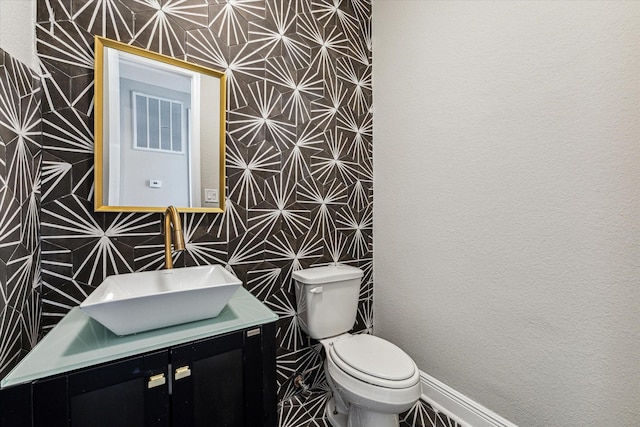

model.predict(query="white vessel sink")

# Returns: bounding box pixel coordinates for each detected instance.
[80,265,242,335]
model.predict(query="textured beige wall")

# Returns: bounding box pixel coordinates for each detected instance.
[0,0,37,71]
[373,1,640,425]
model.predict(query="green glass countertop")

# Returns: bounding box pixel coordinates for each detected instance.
[1,287,277,388]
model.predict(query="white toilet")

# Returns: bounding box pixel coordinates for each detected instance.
[292,264,421,427]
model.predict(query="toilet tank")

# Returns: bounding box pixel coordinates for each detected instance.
[292,265,363,340]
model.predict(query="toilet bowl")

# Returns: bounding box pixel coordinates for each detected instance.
[322,334,421,427]
[292,265,422,427]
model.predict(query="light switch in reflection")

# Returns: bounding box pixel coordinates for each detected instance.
[149,179,162,188]
[205,189,218,203]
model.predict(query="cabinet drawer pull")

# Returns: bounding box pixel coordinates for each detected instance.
[175,365,192,380]
[148,373,166,389]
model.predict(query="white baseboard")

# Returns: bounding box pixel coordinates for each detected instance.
[420,371,518,427]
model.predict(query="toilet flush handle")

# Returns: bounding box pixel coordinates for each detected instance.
[310,286,323,294]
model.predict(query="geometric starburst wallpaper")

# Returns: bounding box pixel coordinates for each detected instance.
[0,48,42,380]
[36,0,373,404]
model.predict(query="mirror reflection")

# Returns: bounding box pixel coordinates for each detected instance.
[94,36,226,212]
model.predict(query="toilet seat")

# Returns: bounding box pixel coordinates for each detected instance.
[327,334,418,389]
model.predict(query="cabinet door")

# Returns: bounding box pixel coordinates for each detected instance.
[0,382,32,427]
[67,350,169,427]
[171,330,245,427]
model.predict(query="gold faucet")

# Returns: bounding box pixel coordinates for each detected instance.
[164,206,186,269]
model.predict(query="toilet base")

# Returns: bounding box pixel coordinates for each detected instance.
[326,396,348,427]
[325,396,400,427]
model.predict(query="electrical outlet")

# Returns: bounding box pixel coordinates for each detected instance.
[205,189,218,203]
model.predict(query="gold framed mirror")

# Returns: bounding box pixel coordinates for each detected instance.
[94,36,226,213]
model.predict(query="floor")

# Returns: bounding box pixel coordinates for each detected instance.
[278,387,464,427]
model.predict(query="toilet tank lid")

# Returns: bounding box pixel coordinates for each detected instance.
[292,265,363,285]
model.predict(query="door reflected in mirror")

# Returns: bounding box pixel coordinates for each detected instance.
[94,36,226,213]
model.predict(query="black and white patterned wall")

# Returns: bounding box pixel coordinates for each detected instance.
[0,48,42,379]
[36,0,373,402]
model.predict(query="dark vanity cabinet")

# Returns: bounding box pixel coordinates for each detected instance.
[0,289,278,427]
[0,323,276,427]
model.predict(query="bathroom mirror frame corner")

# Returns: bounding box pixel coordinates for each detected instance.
[94,35,227,214]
